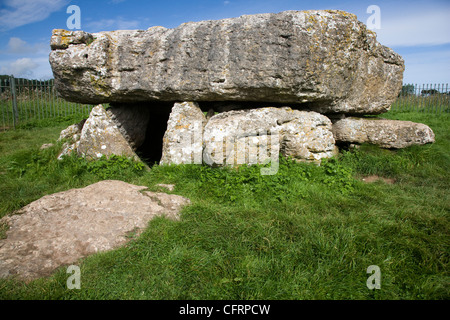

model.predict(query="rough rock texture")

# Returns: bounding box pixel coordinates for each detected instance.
[77,105,140,160]
[332,117,435,148]
[57,119,85,159]
[59,105,151,160]
[203,107,337,166]
[280,114,339,161]
[59,121,85,142]
[49,10,404,114]
[106,104,150,149]
[0,180,190,281]
[160,102,206,165]
[57,105,147,160]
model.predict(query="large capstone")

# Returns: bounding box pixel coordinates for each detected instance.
[49,10,404,114]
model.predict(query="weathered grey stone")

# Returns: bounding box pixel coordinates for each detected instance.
[77,105,139,160]
[280,114,339,161]
[50,30,94,50]
[40,143,54,150]
[58,141,80,160]
[57,119,85,159]
[58,120,85,142]
[160,102,206,165]
[156,183,176,191]
[0,180,190,280]
[106,104,150,149]
[203,107,337,166]
[49,10,404,114]
[57,105,150,160]
[332,117,435,148]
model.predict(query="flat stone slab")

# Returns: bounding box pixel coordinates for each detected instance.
[49,10,404,114]
[0,180,190,281]
[332,117,435,148]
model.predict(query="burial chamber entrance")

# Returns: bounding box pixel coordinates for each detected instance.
[109,100,331,166]
[128,103,173,166]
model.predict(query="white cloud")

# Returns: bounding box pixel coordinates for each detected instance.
[0,0,69,31]
[0,58,39,77]
[86,17,141,32]
[0,37,51,79]
[371,6,450,47]
[32,56,54,80]
[7,37,31,53]
[5,37,48,54]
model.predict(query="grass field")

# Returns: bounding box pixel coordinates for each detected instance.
[0,109,448,300]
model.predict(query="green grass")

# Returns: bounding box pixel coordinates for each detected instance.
[391,94,450,114]
[0,111,448,300]
[1,93,93,130]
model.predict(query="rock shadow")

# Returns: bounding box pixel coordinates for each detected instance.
[135,102,173,166]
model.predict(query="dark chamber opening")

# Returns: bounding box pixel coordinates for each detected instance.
[136,104,172,166]
[132,100,331,166]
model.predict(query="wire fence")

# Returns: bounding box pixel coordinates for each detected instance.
[1,76,449,131]
[0,76,93,131]
[391,83,449,113]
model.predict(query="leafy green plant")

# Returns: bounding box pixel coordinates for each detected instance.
[86,154,145,180]
[319,157,355,193]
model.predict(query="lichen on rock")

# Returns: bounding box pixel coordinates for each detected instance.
[49,10,404,115]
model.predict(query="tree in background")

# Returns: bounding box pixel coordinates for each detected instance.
[400,84,415,96]
[421,89,439,96]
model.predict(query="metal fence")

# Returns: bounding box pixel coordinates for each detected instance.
[0,76,93,131]
[391,83,449,113]
[1,76,449,131]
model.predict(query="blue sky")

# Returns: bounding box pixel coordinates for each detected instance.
[0,0,449,84]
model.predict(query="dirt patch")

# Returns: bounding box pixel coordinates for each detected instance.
[360,175,396,184]
[0,180,190,281]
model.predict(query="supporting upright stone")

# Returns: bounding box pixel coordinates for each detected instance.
[203,107,337,166]
[77,105,140,160]
[106,104,150,150]
[160,102,206,165]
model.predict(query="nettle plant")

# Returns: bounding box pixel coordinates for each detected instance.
[160,155,356,204]
[319,157,355,194]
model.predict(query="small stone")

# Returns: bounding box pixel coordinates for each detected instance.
[40,143,54,150]
[156,184,176,191]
